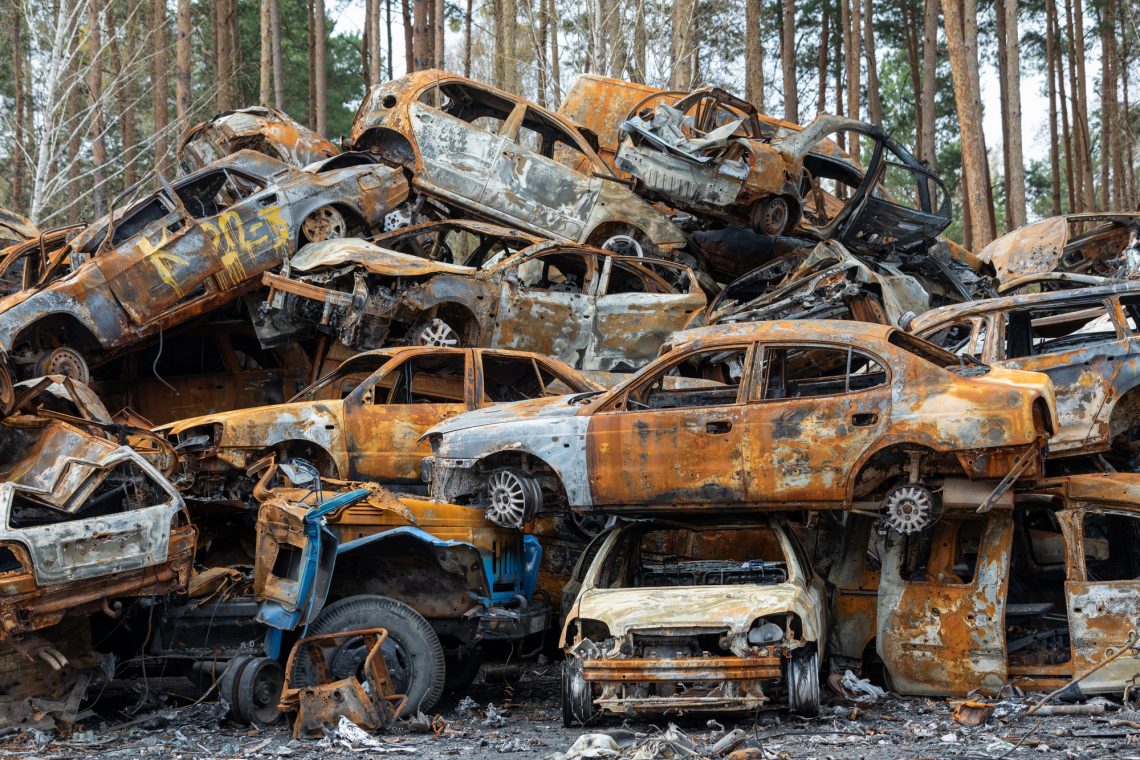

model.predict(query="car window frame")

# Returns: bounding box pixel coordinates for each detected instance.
[749,341,891,403]
[595,341,757,413]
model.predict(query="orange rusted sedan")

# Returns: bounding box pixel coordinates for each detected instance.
[159,346,601,503]
[425,320,1058,532]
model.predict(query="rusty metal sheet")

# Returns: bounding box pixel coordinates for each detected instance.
[178,106,340,173]
[978,213,1140,284]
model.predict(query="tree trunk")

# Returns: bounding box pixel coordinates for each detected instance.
[632,0,647,84]
[215,0,232,112]
[1045,0,1062,215]
[12,1,25,207]
[941,0,995,247]
[106,1,139,189]
[669,0,694,88]
[176,0,191,123]
[961,151,973,250]
[863,0,882,125]
[434,0,445,69]
[1100,0,1121,208]
[548,0,560,100]
[834,2,845,160]
[261,0,272,104]
[402,0,414,74]
[425,0,435,66]
[1072,0,1095,208]
[87,0,108,216]
[464,0,473,76]
[995,0,1012,227]
[307,0,317,128]
[1002,0,1025,227]
[153,0,170,174]
[1122,38,1135,210]
[816,0,829,115]
[920,0,937,166]
[844,0,861,159]
[746,0,764,107]
[902,3,920,151]
[229,0,241,102]
[271,0,285,107]
[314,0,327,134]
[386,0,394,79]
[782,0,798,122]
[1056,4,1075,212]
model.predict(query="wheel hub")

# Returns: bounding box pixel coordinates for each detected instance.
[413,318,460,347]
[600,234,644,257]
[485,469,538,527]
[883,484,937,534]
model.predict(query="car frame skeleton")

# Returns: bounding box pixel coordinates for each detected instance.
[0,150,408,382]
[425,320,1057,534]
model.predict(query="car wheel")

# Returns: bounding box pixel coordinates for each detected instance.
[483,467,542,527]
[35,346,90,384]
[301,205,348,242]
[786,648,821,716]
[570,511,616,539]
[562,659,597,727]
[410,317,463,347]
[751,196,791,236]
[295,595,445,716]
[232,656,284,725]
[882,483,937,534]
[599,232,645,257]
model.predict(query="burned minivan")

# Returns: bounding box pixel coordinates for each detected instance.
[560,516,827,722]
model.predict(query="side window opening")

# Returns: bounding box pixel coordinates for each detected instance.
[898,518,984,584]
[174,169,263,219]
[1004,300,1117,359]
[108,196,177,247]
[1081,511,1140,581]
[625,347,748,410]
[515,253,591,293]
[482,355,545,402]
[292,355,391,401]
[604,261,677,296]
[383,354,466,404]
[922,320,987,361]
[762,346,886,400]
[1119,296,1140,333]
[420,83,515,136]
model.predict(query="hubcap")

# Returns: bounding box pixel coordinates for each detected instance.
[486,470,531,527]
[413,318,460,347]
[302,206,347,242]
[883,484,936,534]
[600,233,644,257]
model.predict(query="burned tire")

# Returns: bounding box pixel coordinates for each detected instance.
[34,346,90,383]
[298,595,445,716]
[561,659,597,727]
[483,467,542,527]
[786,648,821,717]
[233,656,284,725]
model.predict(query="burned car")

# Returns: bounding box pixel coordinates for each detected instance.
[707,240,931,327]
[979,213,1140,286]
[0,150,408,382]
[260,238,705,371]
[0,209,38,251]
[177,106,340,174]
[371,219,545,266]
[160,346,601,503]
[910,282,1140,460]
[350,70,690,261]
[560,516,827,722]
[426,320,1057,533]
[829,473,1140,697]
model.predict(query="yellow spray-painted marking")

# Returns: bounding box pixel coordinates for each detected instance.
[137,227,190,298]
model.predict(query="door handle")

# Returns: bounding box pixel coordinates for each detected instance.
[851,413,878,427]
[706,420,732,434]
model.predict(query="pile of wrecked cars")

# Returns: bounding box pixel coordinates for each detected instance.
[3,66,1140,741]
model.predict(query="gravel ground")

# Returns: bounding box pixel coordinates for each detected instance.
[2,663,1139,759]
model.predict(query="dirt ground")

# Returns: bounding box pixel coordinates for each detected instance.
[2,659,1139,759]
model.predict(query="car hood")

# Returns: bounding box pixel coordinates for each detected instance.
[290,239,477,277]
[978,216,1071,283]
[425,394,591,438]
[572,583,819,640]
[159,399,343,439]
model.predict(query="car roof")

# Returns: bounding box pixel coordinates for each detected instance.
[909,281,1140,332]
[667,319,897,351]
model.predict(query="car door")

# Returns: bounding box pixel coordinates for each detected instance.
[407,86,508,206]
[491,250,597,367]
[585,343,751,508]
[995,299,1126,453]
[746,343,890,505]
[341,350,472,483]
[1061,506,1140,692]
[97,185,225,323]
[877,513,1012,696]
[585,257,705,372]
[485,107,600,239]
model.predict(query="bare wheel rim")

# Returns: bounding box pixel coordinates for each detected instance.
[38,347,90,383]
[302,206,347,242]
[884,484,935,534]
[414,318,460,347]
[757,197,790,234]
[486,470,529,526]
[600,233,644,257]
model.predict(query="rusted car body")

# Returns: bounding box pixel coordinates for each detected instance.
[260,238,705,371]
[0,150,408,383]
[159,346,600,503]
[979,213,1140,286]
[707,240,931,327]
[178,106,340,173]
[829,473,1140,697]
[0,209,39,250]
[559,516,827,722]
[910,282,1140,460]
[371,219,545,265]
[425,320,1057,531]
[349,70,690,260]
